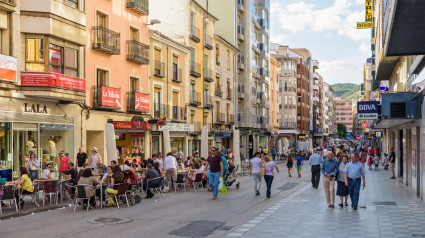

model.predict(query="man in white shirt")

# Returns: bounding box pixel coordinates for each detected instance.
[42,163,55,179]
[120,160,133,171]
[164,152,178,190]
[175,148,184,161]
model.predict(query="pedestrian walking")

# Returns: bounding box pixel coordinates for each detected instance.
[221,145,228,156]
[344,153,366,210]
[389,147,396,179]
[249,152,263,196]
[322,151,337,208]
[296,155,303,178]
[336,154,349,207]
[76,147,88,171]
[367,154,373,170]
[309,149,322,189]
[204,147,223,200]
[263,155,279,198]
[374,153,380,171]
[286,154,293,177]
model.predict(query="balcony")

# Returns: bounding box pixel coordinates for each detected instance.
[216,113,226,124]
[259,67,269,79]
[127,40,149,64]
[258,18,269,36]
[237,0,245,13]
[259,117,269,127]
[0,0,15,7]
[279,121,297,129]
[93,86,121,110]
[204,34,213,50]
[190,62,201,78]
[204,95,213,109]
[126,0,149,15]
[172,66,182,83]
[20,72,86,102]
[154,60,165,78]
[152,103,166,119]
[252,67,260,79]
[216,56,220,65]
[92,26,120,55]
[312,84,319,91]
[229,114,235,124]
[258,92,269,108]
[237,84,245,99]
[237,54,245,70]
[238,113,245,122]
[237,25,245,42]
[190,25,200,43]
[215,85,223,97]
[203,68,214,82]
[127,91,149,114]
[169,105,187,122]
[252,42,260,54]
[226,88,232,100]
[258,43,268,58]
[189,92,201,107]
[313,72,319,79]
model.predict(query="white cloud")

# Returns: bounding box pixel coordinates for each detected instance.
[272,0,369,41]
[358,42,369,52]
[319,60,351,74]
[271,34,289,43]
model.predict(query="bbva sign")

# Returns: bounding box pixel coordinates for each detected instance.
[357,101,379,114]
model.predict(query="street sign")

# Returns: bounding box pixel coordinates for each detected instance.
[357,22,373,29]
[361,122,368,129]
[380,86,389,94]
[356,136,361,140]
[357,101,379,120]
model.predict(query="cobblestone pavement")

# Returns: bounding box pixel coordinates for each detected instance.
[225,168,425,238]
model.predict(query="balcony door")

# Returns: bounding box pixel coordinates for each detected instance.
[154,87,161,118]
[172,91,179,120]
[173,55,179,81]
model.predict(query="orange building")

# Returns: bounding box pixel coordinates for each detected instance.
[334,97,353,133]
[84,0,150,163]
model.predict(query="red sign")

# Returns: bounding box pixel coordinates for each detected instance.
[0,54,17,83]
[113,120,151,130]
[134,93,150,111]
[361,122,368,129]
[21,72,86,91]
[356,136,361,140]
[101,86,121,108]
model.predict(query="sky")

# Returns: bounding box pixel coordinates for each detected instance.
[270,0,371,85]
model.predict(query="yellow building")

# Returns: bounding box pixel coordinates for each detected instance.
[148,30,191,156]
[269,56,280,149]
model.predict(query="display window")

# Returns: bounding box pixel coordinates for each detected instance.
[0,123,12,170]
[170,137,184,154]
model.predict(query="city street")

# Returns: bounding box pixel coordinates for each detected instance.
[2,163,425,238]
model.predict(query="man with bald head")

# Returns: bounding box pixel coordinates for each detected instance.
[344,153,366,210]
[321,151,338,208]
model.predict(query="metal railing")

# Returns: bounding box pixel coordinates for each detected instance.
[203,68,213,82]
[229,114,235,123]
[215,85,223,97]
[190,25,200,43]
[190,62,201,77]
[204,34,213,50]
[190,92,201,106]
[152,103,166,119]
[216,113,225,124]
[126,0,149,15]
[204,95,213,109]
[154,60,165,77]
[169,105,187,121]
[226,88,232,100]
[92,26,120,55]
[127,40,149,64]
[0,0,16,6]
[237,54,245,69]
[172,66,182,83]
[127,91,149,113]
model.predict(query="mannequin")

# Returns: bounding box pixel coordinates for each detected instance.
[26,135,36,154]
[48,136,58,159]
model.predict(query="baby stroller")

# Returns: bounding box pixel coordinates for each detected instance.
[122,170,142,205]
[225,170,240,190]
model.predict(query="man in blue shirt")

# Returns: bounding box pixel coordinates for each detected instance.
[322,151,337,208]
[309,149,322,189]
[221,145,227,156]
[344,153,366,210]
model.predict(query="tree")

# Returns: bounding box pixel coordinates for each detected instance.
[337,123,347,139]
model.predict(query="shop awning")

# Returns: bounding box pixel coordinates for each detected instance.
[277,129,299,135]
[215,133,232,137]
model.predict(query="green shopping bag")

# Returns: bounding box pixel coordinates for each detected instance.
[221,184,227,194]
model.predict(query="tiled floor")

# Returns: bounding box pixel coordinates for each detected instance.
[226,169,425,238]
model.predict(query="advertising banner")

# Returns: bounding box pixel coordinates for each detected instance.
[101,86,121,108]
[21,72,86,91]
[134,93,150,111]
[0,54,17,83]
[357,101,379,120]
[365,0,373,22]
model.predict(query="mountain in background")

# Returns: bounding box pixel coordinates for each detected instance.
[331,83,362,101]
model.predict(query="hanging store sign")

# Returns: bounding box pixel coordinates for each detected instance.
[380,86,389,94]
[134,93,150,111]
[357,101,379,120]
[21,72,86,91]
[101,86,121,108]
[357,22,373,29]
[113,120,151,130]
[0,54,17,83]
[154,123,194,132]
[365,0,373,22]
[356,136,361,140]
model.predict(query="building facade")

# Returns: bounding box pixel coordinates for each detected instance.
[334,97,353,133]
[322,82,335,142]
[269,55,280,151]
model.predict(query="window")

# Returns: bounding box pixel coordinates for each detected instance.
[96,69,108,86]
[63,0,79,9]
[130,77,139,92]
[64,47,78,76]
[190,47,196,69]
[190,110,195,124]
[97,12,108,27]
[48,44,79,77]
[173,55,179,81]
[154,87,162,118]
[227,50,231,70]
[26,38,45,72]
[130,27,139,41]
[172,90,179,119]
[226,103,230,122]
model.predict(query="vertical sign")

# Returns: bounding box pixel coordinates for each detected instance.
[365,0,373,22]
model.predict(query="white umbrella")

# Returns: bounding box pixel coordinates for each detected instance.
[105,123,117,165]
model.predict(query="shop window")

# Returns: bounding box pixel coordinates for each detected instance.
[96,69,108,87]
[26,38,45,72]
[0,123,12,171]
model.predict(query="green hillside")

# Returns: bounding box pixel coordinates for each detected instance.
[331,83,361,100]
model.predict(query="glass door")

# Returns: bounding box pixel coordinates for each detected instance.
[12,123,38,179]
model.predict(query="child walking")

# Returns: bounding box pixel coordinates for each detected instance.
[296,155,303,178]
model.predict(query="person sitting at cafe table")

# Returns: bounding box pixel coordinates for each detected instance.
[153,162,162,175]
[148,154,156,167]
[184,156,193,168]
[96,166,113,203]
[78,168,98,209]
[120,160,133,171]
[141,163,160,199]
[65,162,79,185]
[42,163,55,180]
[188,162,203,190]
[111,160,117,168]
[105,166,124,207]
[131,159,140,170]
[7,167,34,209]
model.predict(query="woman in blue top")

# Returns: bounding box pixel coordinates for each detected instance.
[218,152,228,182]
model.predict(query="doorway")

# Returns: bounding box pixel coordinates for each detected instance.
[12,123,38,179]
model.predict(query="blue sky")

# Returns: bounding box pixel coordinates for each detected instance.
[270,0,371,85]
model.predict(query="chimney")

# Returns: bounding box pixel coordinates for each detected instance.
[278,45,288,56]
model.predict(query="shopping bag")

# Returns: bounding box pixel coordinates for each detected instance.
[219,177,223,191]
[221,184,227,194]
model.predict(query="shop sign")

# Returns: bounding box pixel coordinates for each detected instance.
[215,133,232,137]
[356,136,361,140]
[0,54,17,83]
[357,101,379,120]
[21,72,86,91]
[365,0,373,22]
[155,123,194,132]
[131,116,147,129]
[134,93,150,111]
[356,22,373,29]
[101,86,121,108]
[23,103,48,114]
[113,120,151,130]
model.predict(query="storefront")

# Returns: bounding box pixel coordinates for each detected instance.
[214,132,232,150]
[151,123,193,158]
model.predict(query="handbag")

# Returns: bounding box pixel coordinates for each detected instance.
[261,167,266,176]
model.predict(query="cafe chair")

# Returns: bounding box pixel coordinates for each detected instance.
[146,177,164,199]
[42,180,59,206]
[74,185,91,212]
[174,172,187,192]
[19,184,40,208]
[64,183,76,206]
[109,183,129,208]
[0,185,18,215]
[193,173,204,191]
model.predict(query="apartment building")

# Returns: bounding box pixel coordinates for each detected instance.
[150,0,218,158]
[148,30,191,156]
[198,0,271,157]
[271,45,298,151]
[0,0,86,176]
[312,60,323,144]
[213,34,237,150]
[85,0,150,162]
[269,55,280,150]
[322,82,335,142]
[334,97,353,133]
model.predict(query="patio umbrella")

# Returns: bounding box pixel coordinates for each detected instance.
[105,123,117,165]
